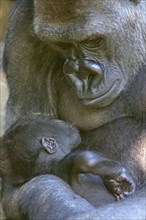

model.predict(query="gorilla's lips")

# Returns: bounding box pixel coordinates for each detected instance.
[79,79,121,107]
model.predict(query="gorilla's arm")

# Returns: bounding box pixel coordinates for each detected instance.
[2,175,145,220]
[58,151,135,199]
[3,0,62,128]
[70,186,146,220]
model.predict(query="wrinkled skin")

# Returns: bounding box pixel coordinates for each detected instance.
[1,0,146,219]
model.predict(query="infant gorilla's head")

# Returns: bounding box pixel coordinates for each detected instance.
[0,119,81,184]
[5,119,81,160]
[32,119,81,157]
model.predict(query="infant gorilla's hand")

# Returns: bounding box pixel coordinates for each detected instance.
[104,168,136,200]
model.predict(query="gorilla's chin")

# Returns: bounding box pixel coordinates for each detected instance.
[79,79,122,108]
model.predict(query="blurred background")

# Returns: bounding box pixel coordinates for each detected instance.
[0,1,14,218]
[0,0,14,137]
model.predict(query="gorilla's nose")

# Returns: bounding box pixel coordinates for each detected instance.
[63,58,104,93]
[79,59,103,79]
[64,58,103,79]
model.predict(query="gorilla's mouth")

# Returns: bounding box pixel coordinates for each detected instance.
[79,80,121,107]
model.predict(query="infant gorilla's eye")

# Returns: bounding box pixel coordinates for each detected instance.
[41,137,58,154]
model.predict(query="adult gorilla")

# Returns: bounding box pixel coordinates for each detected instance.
[1,0,146,219]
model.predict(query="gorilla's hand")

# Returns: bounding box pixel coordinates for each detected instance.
[104,168,136,200]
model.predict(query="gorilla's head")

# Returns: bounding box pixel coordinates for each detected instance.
[34,0,146,108]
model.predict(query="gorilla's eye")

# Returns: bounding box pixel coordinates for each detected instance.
[57,43,70,50]
[81,37,104,48]
[41,137,58,154]
[51,42,70,53]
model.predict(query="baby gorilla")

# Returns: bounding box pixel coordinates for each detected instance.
[0,119,135,200]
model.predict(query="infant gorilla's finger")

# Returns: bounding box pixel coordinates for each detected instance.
[115,193,125,201]
[103,167,136,200]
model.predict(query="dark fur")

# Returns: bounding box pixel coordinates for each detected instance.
[1,0,146,219]
[0,119,135,202]
[0,119,81,185]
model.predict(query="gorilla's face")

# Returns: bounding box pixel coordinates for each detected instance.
[34,0,146,108]
[62,38,127,108]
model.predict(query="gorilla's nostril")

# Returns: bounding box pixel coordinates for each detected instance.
[64,58,103,78]
[63,58,104,95]
[82,59,104,77]
[63,58,79,74]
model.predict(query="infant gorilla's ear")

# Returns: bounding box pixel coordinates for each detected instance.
[41,137,58,154]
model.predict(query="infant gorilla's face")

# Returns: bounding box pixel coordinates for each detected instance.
[38,119,81,156]
[15,119,81,160]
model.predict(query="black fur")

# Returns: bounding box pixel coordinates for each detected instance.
[0,119,135,202]
[1,0,146,219]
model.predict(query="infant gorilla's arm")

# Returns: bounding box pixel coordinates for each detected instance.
[0,119,135,199]
[57,151,135,200]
